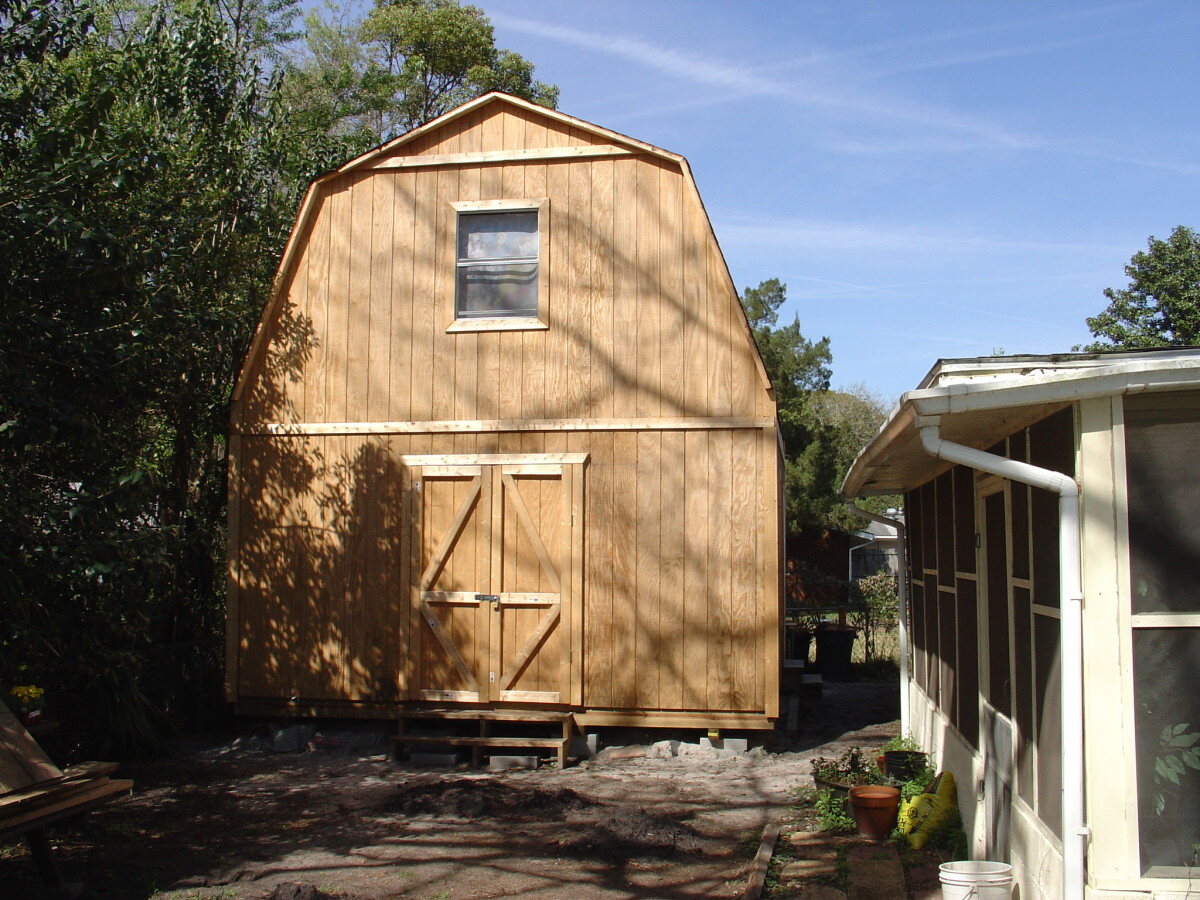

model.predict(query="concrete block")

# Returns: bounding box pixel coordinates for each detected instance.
[487,755,539,772]
[699,736,749,753]
[569,733,599,758]
[408,750,459,767]
[270,723,315,753]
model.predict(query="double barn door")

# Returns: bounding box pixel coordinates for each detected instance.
[407,454,584,706]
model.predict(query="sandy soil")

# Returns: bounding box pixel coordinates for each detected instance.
[0,682,898,900]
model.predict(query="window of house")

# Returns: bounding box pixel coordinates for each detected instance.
[449,202,546,331]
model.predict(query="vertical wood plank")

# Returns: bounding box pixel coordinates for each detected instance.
[544,158,569,416]
[410,170,435,422]
[761,427,782,717]
[731,430,758,711]
[366,173,393,421]
[323,179,351,422]
[345,179,372,420]
[497,147,526,420]
[431,167,458,421]
[566,160,592,415]
[589,158,615,418]
[708,243,732,417]
[455,162,481,421]
[659,167,684,416]
[634,431,662,708]
[570,453,585,707]
[708,428,734,710]
[389,172,415,421]
[611,156,638,417]
[682,430,708,709]
[659,431,685,709]
[635,162,661,416]
[584,433,614,707]
[521,149,548,417]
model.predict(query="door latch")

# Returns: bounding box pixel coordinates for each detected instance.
[476,594,500,604]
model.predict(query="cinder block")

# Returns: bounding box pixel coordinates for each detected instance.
[408,750,459,767]
[270,723,315,753]
[699,736,749,753]
[569,733,599,758]
[487,755,539,771]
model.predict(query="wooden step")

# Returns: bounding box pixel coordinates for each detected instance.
[397,708,571,723]
[391,735,567,749]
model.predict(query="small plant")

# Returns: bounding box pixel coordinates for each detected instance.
[810,746,880,787]
[1152,722,1200,816]
[814,789,855,833]
[879,733,921,754]
[6,684,44,713]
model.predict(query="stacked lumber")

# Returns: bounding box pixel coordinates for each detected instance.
[0,701,132,842]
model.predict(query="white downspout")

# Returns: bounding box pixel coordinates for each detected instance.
[846,503,910,735]
[916,418,1086,900]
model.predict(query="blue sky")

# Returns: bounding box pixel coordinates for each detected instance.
[476,0,1200,399]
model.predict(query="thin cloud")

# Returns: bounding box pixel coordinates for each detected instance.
[491,12,1032,149]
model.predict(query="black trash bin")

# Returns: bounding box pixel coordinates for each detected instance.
[814,626,856,681]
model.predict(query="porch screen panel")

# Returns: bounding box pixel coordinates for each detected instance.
[935,472,955,588]
[1013,585,1034,805]
[956,577,979,747]
[1125,391,1200,875]
[952,467,975,575]
[1034,613,1062,838]
[906,488,924,574]
[1029,408,1073,609]
[1132,629,1200,874]
[911,577,927,692]
[925,573,940,698]
[983,491,1011,717]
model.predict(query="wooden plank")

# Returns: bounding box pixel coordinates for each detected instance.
[253,418,773,436]
[610,432,638,708]
[543,149,569,417]
[401,453,589,466]
[417,689,479,703]
[419,465,483,477]
[0,779,132,842]
[634,431,662,708]
[575,711,773,729]
[371,145,635,169]
[499,605,560,691]
[682,430,709,709]
[417,475,482,591]
[496,156,527,421]
[499,690,561,703]
[659,431,685,709]
[431,166,458,421]
[520,128,548,419]
[762,427,782,719]
[0,705,62,792]
[589,157,615,418]
[409,168,435,422]
[611,155,638,417]
[558,464,573,700]
[566,160,591,417]
[324,177,352,422]
[742,819,781,900]
[635,161,661,417]
[584,433,615,708]
[659,163,685,416]
[500,463,563,475]
[393,735,568,747]
[419,600,479,693]
[397,708,572,722]
[366,172,394,420]
[570,459,585,707]
[388,172,415,420]
[502,473,562,591]
[709,429,734,710]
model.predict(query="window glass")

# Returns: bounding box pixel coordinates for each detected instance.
[455,210,538,318]
[458,211,537,260]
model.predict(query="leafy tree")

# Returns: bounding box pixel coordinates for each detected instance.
[1086,226,1200,349]
[0,0,330,753]
[740,279,897,534]
[286,0,558,149]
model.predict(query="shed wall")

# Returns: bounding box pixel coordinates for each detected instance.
[240,104,769,428]
[232,427,775,716]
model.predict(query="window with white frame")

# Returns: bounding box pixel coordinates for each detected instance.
[455,208,539,319]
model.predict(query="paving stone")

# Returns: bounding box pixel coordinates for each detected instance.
[780,857,837,879]
[847,844,899,861]
[784,833,838,859]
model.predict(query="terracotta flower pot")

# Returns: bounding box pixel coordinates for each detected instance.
[847,785,901,841]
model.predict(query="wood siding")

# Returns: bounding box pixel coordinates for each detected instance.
[234,429,772,714]
[229,95,780,723]
[239,103,770,427]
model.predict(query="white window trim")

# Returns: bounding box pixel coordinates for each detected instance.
[448,198,549,333]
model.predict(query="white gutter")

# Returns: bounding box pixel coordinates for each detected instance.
[916,418,1086,900]
[846,504,909,735]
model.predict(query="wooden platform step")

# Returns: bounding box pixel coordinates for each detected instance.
[396,708,571,723]
[393,709,576,768]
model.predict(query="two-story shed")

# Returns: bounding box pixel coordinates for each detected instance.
[226,93,782,733]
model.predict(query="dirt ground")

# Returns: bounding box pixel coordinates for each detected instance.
[0,682,898,900]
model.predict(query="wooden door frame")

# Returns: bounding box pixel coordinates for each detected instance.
[404,453,587,706]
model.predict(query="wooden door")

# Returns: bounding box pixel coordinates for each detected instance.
[408,454,585,705]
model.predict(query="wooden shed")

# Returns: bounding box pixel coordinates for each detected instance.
[226,93,782,733]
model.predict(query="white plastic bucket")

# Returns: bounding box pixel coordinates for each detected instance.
[938,860,1013,899]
